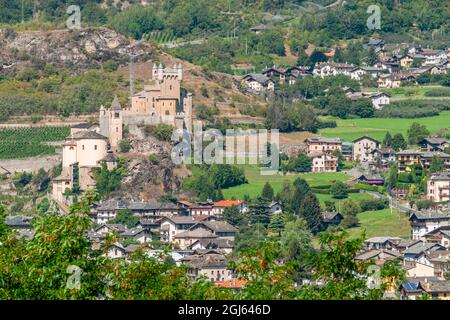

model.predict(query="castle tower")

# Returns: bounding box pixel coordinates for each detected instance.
[99,105,110,139]
[109,95,123,150]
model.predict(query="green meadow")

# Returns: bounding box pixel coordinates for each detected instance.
[346,208,411,239]
[222,166,351,200]
[319,111,450,142]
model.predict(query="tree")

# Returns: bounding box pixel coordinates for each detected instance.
[340,199,361,228]
[93,159,126,198]
[308,50,327,66]
[382,132,393,148]
[296,232,404,300]
[286,153,312,173]
[324,200,336,212]
[220,206,246,227]
[280,217,313,281]
[111,209,139,228]
[297,192,324,234]
[261,182,274,201]
[366,47,378,66]
[386,163,398,191]
[331,150,345,171]
[429,155,444,174]
[118,139,131,153]
[330,181,349,199]
[249,198,271,228]
[268,213,285,237]
[291,178,311,209]
[391,133,407,151]
[407,123,430,145]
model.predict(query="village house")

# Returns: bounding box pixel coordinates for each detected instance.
[353,136,381,162]
[365,237,403,251]
[423,227,450,248]
[422,280,450,299]
[174,228,218,250]
[241,74,275,93]
[309,152,338,173]
[189,221,238,240]
[402,241,445,265]
[121,226,151,244]
[182,249,233,283]
[321,211,343,227]
[304,137,342,154]
[312,62,356,78]
[355,249,402,264]
[212,200,248,215]
[418,137,450,152]
[409,210,450,240]
[377,74,401,88]
[187,238,235,255]
[159,216,197,243]
[104,243,127,259]
[90,199,182,224]
[395,150,450,172]
[95,223,127,237]
[427,172,450,203]
[189,201,215,216]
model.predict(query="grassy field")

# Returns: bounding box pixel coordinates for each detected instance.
[346,208,411,239]
[222,166,351,199]
[319,111,450,141]
[364,85,450,98]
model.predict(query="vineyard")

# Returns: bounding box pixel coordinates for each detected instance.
[144,31,178,44]
[0,127,69,159]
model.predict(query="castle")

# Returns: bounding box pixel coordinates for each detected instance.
[125,63,192,133]
[52,64,193,206]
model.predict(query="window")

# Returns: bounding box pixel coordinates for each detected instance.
[82,145,85,150]
[165,110,170,115]
[94,145,97,150]
[170,85,172,90]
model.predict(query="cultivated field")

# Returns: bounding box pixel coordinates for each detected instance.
[0,127,69,159]
[319,111,450,142]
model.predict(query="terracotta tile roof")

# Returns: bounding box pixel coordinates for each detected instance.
[214,200,244,207]
[215,279,247,289]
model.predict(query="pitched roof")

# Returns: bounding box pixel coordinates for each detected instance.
[202,220,238,233]
[71,122,93,129]
[174,228,217,239]
[163,216,197,225]
[214,200,244,207]
[403,241,442,256]
[5,216,33,228]
[70,130,108,140]
[353,136,381,144]
[322,211,342,222]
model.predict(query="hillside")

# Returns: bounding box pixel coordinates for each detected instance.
[0,27,265,122]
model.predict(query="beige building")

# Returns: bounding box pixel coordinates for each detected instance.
[428,172,450,203]
[304,137,342,155]
[126,63,192,133]
[353,136,381,162]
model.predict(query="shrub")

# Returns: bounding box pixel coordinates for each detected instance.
[359,198,388,212]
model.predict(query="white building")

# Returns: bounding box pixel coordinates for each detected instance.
[409,211,450,240]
